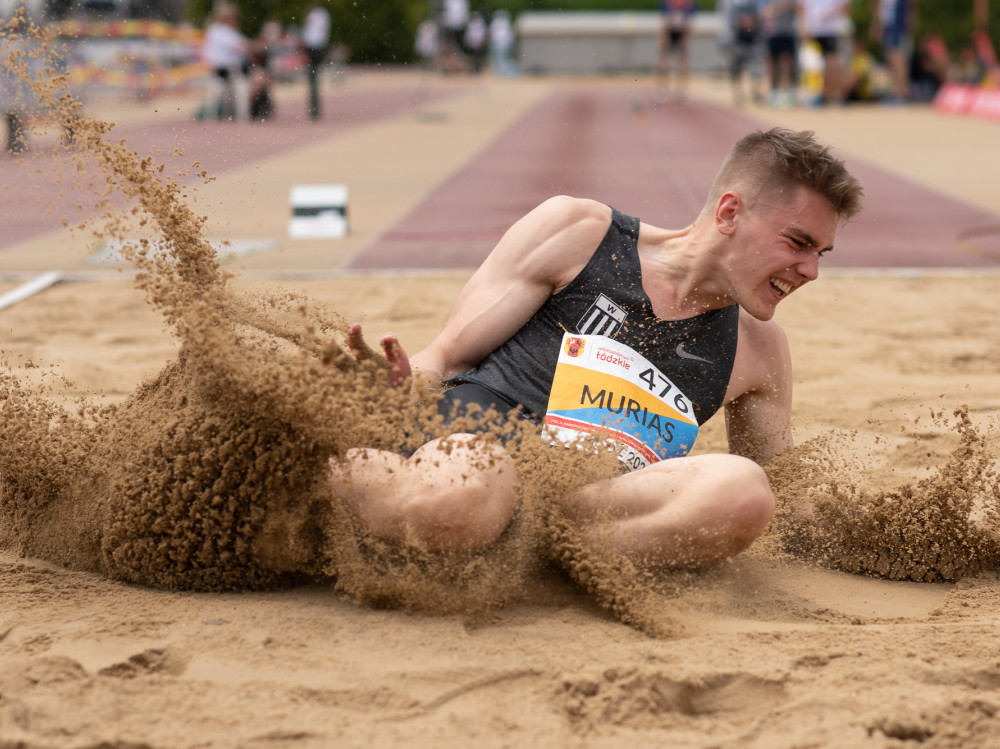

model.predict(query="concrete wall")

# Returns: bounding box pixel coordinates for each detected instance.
[515,11,852,76]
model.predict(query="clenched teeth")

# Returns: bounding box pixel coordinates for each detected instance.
[770,277,792,296]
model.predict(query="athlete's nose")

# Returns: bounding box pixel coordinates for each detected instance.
[795,252,820,282]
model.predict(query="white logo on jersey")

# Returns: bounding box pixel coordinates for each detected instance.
[577,293,627,336]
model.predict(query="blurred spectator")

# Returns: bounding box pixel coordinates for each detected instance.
[655,0,696,101]
[761,0,799,107]
[870,0,913,103]
[800,0,850,104]
[798,37,825,105]
[301,4,331,120]
[721,0,765,107]
[1,14,43,152]
[843,35,880,102]
[464,11,487,74]
[259,15,282,71]
[489,9,518,78]
[415,18,439,70]
[969,28,999,86]
[909,32,949,101]
[439,0,469,73]
[955,42,984,85]
[249,19,280,119]
[202,3,250,121]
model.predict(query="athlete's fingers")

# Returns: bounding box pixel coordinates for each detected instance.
[320,338,355,371]
[380,334,412,387]
[346,323,381,362]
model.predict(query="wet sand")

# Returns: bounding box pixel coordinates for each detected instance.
[1,68,999,748]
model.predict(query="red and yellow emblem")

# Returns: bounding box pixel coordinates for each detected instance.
[564,336,585,357]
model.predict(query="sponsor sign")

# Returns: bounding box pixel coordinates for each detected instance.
[544,332,699,471]
[934,83,1000,120]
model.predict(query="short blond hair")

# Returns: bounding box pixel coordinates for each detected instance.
[706,128,864,222]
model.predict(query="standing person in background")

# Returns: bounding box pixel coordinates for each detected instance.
[799,0,850,105]
[488,9,518,77]
[1,13,39,152]
[655,0,696,102]
[464,10,488,74]
[202,3,251,122]
[249,18,280,120]
[439,0,470,73]
[870,0,913,103]
[762,0,800,107]
[415,18,439,70]
[908,32,949,102]
[301,4,331,120]
[722,0,765,107]
[259,15,283,75]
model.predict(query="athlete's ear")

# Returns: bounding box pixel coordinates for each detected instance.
[715,192,740,236]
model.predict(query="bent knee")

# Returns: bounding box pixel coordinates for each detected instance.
[719,456,775,542]
[403,468,518,553]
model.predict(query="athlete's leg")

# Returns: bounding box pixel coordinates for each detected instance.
[564,453,775,568]
[329,434,518,554]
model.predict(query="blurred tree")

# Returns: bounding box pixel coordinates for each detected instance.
[848,0,1000,63]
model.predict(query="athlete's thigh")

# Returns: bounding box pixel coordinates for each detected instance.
[573,452,762,520]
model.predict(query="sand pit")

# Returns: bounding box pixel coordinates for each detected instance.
[2,270,999,748]
[1,25,1000,745]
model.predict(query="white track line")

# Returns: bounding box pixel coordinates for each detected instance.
[0,271,63,311]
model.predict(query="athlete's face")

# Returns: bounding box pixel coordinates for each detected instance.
[727,185,839,321]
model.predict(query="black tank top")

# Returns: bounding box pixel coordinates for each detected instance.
[451,208,740,426]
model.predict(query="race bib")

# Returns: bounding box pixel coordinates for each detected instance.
[543,333,699,471]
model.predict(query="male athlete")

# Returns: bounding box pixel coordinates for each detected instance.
[330,127,863,569]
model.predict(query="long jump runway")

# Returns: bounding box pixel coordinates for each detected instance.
[0,84,460,253]
[350,88,1000,270]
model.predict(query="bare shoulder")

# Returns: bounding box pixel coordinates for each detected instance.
[727,308,792,400]
[490,196,612,291]
[511,196,611,254]
[737,308,789,352]
[528,195,611,229]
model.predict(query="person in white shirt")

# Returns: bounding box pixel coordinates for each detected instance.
[301,4,332,119]
[439,0,469,72]
[799,0,851,104]
[488,9,518,77]
[201,3,250,121]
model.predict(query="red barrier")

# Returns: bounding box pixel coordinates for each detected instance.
[934,83,1000,119]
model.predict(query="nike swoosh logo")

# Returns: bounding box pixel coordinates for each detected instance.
[676,343,712,364]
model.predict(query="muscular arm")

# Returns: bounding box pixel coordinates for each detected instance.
[410,196,612,384]
[723,311,794,463]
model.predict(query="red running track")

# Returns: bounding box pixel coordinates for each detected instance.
[0,83,460,253]
[350,88,1000,270]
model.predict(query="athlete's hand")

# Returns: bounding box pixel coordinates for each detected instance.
[347,323,412,387]
[323,323,411,387]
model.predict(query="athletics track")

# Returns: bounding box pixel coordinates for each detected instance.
[1,77,998,270]
[350,87,1000,270]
